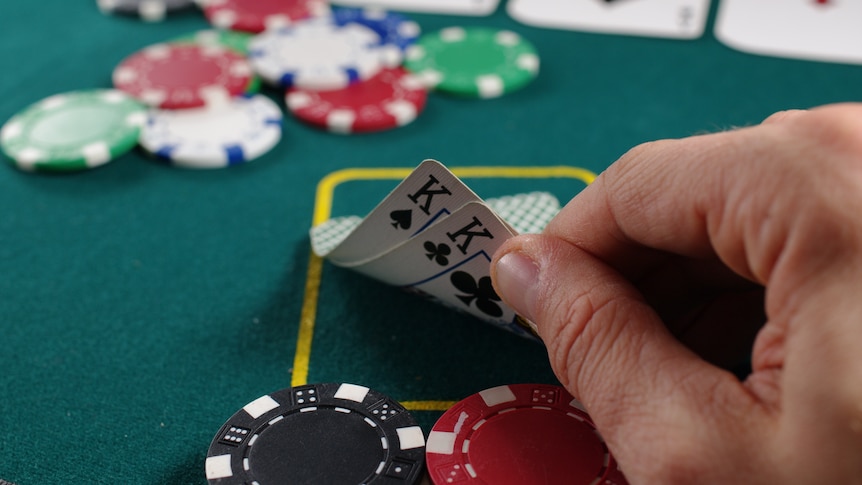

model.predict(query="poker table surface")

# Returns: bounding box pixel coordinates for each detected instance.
[1,2,860,484]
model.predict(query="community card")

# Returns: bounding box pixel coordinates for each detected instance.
[320,159,482,266]
[331,0,500,16]
[714,0,862,64]
[507,0,711,39]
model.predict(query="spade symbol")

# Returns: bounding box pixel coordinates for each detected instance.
[390,210,412,230]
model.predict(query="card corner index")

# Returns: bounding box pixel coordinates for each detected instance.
[321,159,482,265]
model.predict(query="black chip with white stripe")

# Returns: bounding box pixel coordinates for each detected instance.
[205,383,426,484]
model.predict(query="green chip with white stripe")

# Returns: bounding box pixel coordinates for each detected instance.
[172,29,254,56]
[404,27,540,99]
[0,89,147,172]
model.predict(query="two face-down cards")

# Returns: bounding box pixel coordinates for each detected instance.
[310,159,562,340]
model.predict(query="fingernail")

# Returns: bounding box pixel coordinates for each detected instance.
[494,251,540,321]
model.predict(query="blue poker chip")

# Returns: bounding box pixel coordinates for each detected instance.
[332,7,421,55]
[139,94,282,169]
[248,17,401,90]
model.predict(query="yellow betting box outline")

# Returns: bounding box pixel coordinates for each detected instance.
[293,165,597,411]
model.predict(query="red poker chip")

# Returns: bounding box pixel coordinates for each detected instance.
[113,43,253,109]
[285,68,427,134]
[199,0,329,33]
[426,383,610,485]
[603,457,631,485]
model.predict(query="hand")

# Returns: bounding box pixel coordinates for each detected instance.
[491,104,862,484]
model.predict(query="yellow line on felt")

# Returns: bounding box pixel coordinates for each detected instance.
[401,400,458,412]
[291,251,324,388]
[313,168,414,226]
[295,165,597,390]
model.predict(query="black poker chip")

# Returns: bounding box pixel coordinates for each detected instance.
[96,0,195,21]
[205,383,427,484]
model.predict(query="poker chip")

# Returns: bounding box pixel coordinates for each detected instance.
[172,29,255,55]
[139,94,282,169]
[603,457,631,485]
[404,27,540,99]
[205,383,427,484]
[170,31,262,94]
[96,0,194,21]
[113,43,254,109]
[286,68,427,134]
[198,0,330,33]
[248,17,400,90]
[426,383,610,484]
[333,7,421,65]
[0,89,146,172]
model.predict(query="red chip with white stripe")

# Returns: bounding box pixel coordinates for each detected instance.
[112,43,253,109]
[285,68,427,134]
[198,0,329,33]
[602,457,631,485]
[426,383,612,485]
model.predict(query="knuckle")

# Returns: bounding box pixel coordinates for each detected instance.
[802,104,862,157]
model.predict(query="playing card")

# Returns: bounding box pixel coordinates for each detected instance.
[507,0,711,40]
[484,192,560,235]
[347,201,535,338]
[408,247,536,338]
[346,201,514,280]
[331,0,500,16]
[309,162,565,339]
[320,159,482,266]
[309,191,561,257]
[714,0,862,64]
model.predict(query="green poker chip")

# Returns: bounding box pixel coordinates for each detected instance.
[0,89,147,172]
[404,27,540,99]
[172,29,254,55]
[170,31,261,94]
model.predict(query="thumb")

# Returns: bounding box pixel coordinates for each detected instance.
[491,233,768,483]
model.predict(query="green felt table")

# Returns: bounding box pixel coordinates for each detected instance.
[1,2,860,484]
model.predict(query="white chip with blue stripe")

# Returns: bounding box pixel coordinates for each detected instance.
[139,94,282,169]
[248,17,400,90]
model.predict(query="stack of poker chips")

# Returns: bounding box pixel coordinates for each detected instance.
[1,0,540,172]
[204,382,629,484]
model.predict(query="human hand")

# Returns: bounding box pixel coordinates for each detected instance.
[491,104,862,484]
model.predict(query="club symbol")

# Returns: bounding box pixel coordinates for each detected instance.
[450,271,503,317]
[424,241,451,266]
[390,210,412,230]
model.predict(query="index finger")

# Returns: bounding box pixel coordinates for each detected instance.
[546,132,756,282]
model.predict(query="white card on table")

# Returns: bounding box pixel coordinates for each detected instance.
[331,0,500,16]
[507,0,711,40]
[714,0,862,65]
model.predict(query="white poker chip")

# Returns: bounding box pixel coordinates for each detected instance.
[248,17,401,90]
[139,94,283,169]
